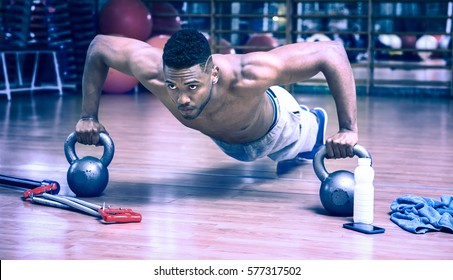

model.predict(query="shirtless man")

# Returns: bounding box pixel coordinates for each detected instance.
[76,29,358,162]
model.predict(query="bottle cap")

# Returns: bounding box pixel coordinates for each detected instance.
[358,157,372,166]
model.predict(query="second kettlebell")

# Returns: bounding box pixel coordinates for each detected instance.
[64,132,115,197]
[313,144,372,216]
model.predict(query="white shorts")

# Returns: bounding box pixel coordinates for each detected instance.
[211,86,318,162]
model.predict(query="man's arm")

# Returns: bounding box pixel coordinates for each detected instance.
[241,41,358,158]
[77,35,163,145]
[314,42,358,159]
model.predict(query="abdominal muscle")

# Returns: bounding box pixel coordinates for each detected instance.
[198,108,272,144]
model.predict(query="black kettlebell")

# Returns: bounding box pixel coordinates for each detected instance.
[64,132,114,197]
[313,144,371,216]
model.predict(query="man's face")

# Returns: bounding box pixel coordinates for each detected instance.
[164,64,215,120]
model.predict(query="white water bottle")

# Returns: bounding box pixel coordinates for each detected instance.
[353,157,375,224]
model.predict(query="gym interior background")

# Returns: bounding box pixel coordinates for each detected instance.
[1,0,452,98]
[0,0,452,262]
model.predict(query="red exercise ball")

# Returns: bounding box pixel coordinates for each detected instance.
[213,38,235,54]
[151,2,181,36]
[102,68,139,94]
[243,34,279,54]
[146,34,170,49]
[400,35,417,49]
[99,0,153,41]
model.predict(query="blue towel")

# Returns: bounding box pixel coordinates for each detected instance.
[390,195,453,234]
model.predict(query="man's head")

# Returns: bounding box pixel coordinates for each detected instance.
[163,29,212,70]
[162,29,219,120]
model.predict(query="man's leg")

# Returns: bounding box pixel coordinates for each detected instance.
[267,86,325,162]
[297,107,328,160]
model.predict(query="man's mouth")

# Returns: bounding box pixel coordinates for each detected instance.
[179,105,194,113]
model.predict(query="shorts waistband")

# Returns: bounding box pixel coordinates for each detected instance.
[266,88,279,133]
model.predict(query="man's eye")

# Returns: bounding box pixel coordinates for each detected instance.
[167,84,176,90]
[189,85,197,90]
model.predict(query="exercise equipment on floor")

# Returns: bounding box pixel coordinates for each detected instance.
[0,173,140,223]
[20,184,141,223]
[28,192,141,223]
[313,144,372,216]
[64,132,115,197]
[0,174,60,195]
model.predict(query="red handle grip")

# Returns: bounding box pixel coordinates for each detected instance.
[23,183,59,199]
[98,208,142,223]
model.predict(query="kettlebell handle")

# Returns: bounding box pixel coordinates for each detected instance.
[64,132,115,167]
[313,144,371,182]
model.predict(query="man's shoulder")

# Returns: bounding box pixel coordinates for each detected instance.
[214,53,274,96]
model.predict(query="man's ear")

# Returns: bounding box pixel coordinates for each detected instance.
[211,66,219,84]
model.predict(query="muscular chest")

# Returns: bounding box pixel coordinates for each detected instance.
[186,97,273,143]
[154,85,274,144]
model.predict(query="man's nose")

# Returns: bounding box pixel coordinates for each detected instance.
[177,93,190,105]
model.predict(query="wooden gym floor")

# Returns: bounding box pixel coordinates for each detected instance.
[0,90,452,260]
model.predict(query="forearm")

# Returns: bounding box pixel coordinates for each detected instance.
[330,77,357,133]
[80,38,109,120]
[81,72,107,120]
[322,44,358,133]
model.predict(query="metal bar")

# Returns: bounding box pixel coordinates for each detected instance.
[41,193,102,218]
[450,1,453,97]
[367,0,374,95]
[31,52,39,90]
[60,196,102,211]
[0,52,11,101]
[0,174,42,189]
[30,196,73,210]
[15,53,23,86]
[52,51,63,96]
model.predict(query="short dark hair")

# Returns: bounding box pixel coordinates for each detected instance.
[162,29,212,69]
